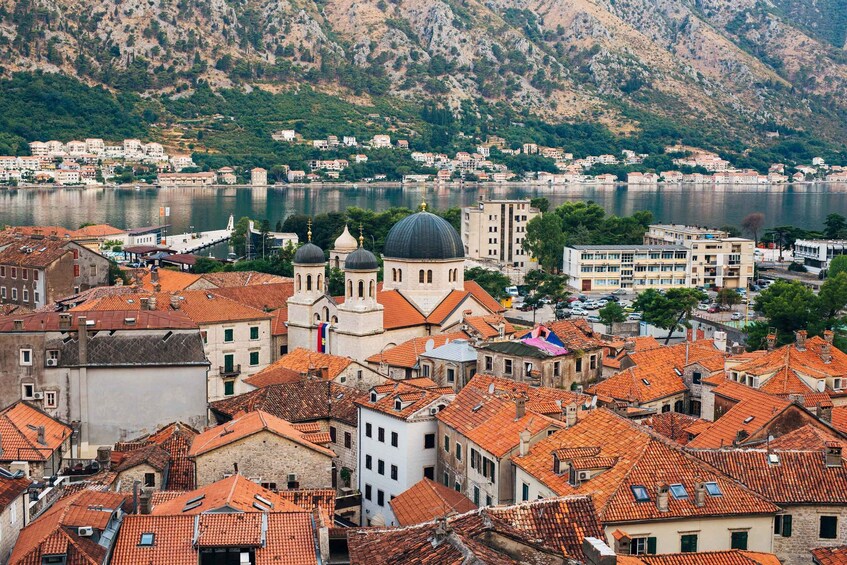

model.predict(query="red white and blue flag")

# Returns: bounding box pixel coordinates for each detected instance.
[317,323,329,353]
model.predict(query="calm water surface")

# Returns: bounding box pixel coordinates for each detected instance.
[1,184,845,234]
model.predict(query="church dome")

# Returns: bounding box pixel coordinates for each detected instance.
[333,225,358,252]
[345,247,379,271]
[383,211,464,260]
[293,242,325,265]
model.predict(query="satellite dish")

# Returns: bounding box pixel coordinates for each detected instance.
[425,339,435,352]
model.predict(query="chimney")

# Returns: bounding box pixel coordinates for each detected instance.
[825,443,843,468]
[433,517,451,546]
[36,426,45,446]
[314,507,330,562]
[656,484,669,513]
[624,338,635,352]
[148,296,157,310]
[694,482,706,508]
[519,429,531,457]
[59,313,72,330]
[515,396,526,419]
[152,281,161,293]
[565,402,578,428]
[824,330,835,345]
[139,297,149,310]
[580,537,617,565]
[151,269,159,284]
[767,333,776,351]
[96,446,112,470]
[818,403,833,423]
[795,330,807,351]
[714,331,727,353]
[77,316,88,365]
[821,331,833,364]
[170,295,181,310]
[139,487,154,515]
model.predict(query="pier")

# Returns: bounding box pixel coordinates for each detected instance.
[164,215,234,254]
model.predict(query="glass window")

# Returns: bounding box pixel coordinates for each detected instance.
[730,531,748,550]
[444,435,450,453]
[364,484,371,500]
[774,514,792,537]
[365,455,372,470]
[631,485,650,502]
[365,423,372,438]
[669,484,688,499]
[223,380,235,396]
[224,328,234,342]
[820,516,838,539]
[249,351,259,366]
[704,482,721,496]
[139,533,155,546]
[19,349,32,366]
[377,460,384,475]
[521,482,529,502]
[390,465,398,480]
[630,537,656,555]
[680,534,697,553]
[424,434,435,449]
[249,326,259,340]
[378,427,385,442]
[391,432,398,447]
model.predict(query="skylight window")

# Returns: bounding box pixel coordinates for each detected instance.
[743,416,755,424]
[673,368,682,376]
[704,482,722,496]
[139,533,155,546]
[669,484,688,499]
[631,485,650,502]
[394,398,403,411]
[182,500,203,512]
[254,494,273,507]
[641,378,651,386]
[768,453,780,465]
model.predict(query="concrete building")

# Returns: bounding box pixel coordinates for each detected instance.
[250,167,268,186]
[462,199,539,278]
[563,245,690,292]
[794,239,847,275]
[645,225,755,289]
[418,338,478,392]
[356,380,455,526]
[157,172,216,187]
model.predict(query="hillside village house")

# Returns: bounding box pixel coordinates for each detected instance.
[0,234,110,309]
[513,409,779,556]
[244,347,387,392]
[211,379,367,492]
[189,410,336,490]
[436,374,586,507]
[356,379,456,527]
[0,402,71,479]
[0,311,209,455]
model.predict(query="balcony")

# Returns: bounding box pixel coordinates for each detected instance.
[219,364,241,377]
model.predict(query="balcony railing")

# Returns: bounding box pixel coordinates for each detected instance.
[219,364,241,377]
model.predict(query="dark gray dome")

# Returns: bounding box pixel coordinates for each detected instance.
[345,247,378,271]
[294,242,325,264]
[383,212,464,260]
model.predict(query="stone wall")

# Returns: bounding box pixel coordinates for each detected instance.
[773,505,847,565]
[115,463,164,492]
[0,493,26,563]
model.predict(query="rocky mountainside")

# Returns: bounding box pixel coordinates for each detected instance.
[2,0,847,143]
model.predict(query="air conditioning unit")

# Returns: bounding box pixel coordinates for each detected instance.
[429,407,439,415]
[46,359,58,367]
[579,471,589,480]
[32,392,44,400]
[77,526,94,537]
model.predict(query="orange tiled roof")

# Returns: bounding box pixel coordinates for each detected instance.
[465,374,588,417]
[70,224,126,238]
[833,406,847,435]
[152,474,305,515]
[357,380,454,420]
[0,476,30,512]
[365,332,467,368]
[114,444,170,473]
[619,550,781,564]
[0,402,71,462]
[246,348,352,386]
[3,226,74,239]
[766,423,844,451]
[167,289,273,324]
[425,290,472,324]
[271,307,288,336]
[436,384,561,458]
[206,282,294,312]
[812,546,847,565]
[390,478,477,526]
[512,408,778,523]
[461,314,515,339]
[377,289,426,329]
[115,422,198,491]
[687,380,791,449]
[463,280,505,313]
[132,269,201,292]
[547,318,606,351]
[734,336,847,386]
[112,512,318,565]
[641,412,703,445]
[189,410,335,458]
[10,490,128,565]
[194,271,292,288]
[589,365,686,404]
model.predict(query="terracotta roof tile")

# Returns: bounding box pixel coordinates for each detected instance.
[833,406,847,435]
[390,478,477,525]
[0,476,31,513]
[463,280,505,313]
[211,380,366,426]
[641,412,703,445]
[620,550,781,564]
[465,374,589,417]
[271,307,288,336]
[70,224,126,238]
[0,402,71,462]
[348,496,603,564]
[151,475,304,515]
[245,348,352,387]
[132,269,201,292]
[376,290,426,329]
[767,423,845,451]
[0,237,76,268]
[357,381,454,421]
[512,409,778,523]
[460,315,514,339]
[194,271,292,288]
[189,410,335,458]
[206,282,294,312]
[588,365,687,404]
[166,290,273,324]
[546,319,606,351]
[115,422,198,491]
[114,444,170,473]
[0,309,197,331]
[812,546,847,565]
[365,332,467,368]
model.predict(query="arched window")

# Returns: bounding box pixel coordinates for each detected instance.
[398,269,402,282]
[296,274,301,291]
[331,316,338,324]
[358,280,365,298]
[347,280,353,297]
[427,270,433,283]
[313,313,320,323]
[317,274,323,291]
[322,307,329,321]
[392,268,396,282]
[306,275,312,291]
[419,270,425,283]
[334,257,339,269]
[369,280,375,297]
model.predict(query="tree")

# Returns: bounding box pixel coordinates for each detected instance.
[829,255,847,279]
[741,212,765,245]
[523,270,570,324]
[464,267,511,300]
[230,216,251,258]
[753,280,819,345]
[720,224,742,238]
[524,214,565,272]
[530,197,550,213]
[716,288,741,307]
[634,288,706,344]
[824,213,847,239]
[326,266,345,296]
[194,257,224,273]
[598,302,626,329]
[818,272,847,320]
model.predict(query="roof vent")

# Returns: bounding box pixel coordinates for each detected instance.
[124,317,136,325]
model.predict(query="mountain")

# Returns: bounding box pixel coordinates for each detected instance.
[2,0,847,155]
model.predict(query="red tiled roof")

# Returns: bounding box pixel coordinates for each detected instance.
[271,307,288,336]
[114,444,170,473]
[244,348,353,387]
[0,476,30,513]
[0,309,197,331]
[588,364,686,404]
[0,402,71,462]
[547,319,606,351]
[112,512,318,565]
[206,282,294,312]
[377,289,426,329]
[461,314,515,339]
[189,410,335,458]
[365,332,467,368]
[767,423,845,451]
[390,478,477,525]
[115,422,198,491]
[833,406,847,435]
[70,224,126,238]
[0,237,76,268]
[194,271,292,288]
[357,380,454,421]
[463,280,505,313]
[465,374,588,418]
[640,412,703,445]
[151,474,304,515]
[512,409,778,523]
[619,550,781,564]
[812,546,847,565]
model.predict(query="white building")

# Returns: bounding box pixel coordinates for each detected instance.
[251,167,268,186]
[462,199,539,278]
[371,135,391,148]
[563,245,690,292]
[357,381,455,526]
[793,239,847,275]
[272,130,296,142]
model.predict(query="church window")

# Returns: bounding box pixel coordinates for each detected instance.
[347,280,353,297]
[419,270,425,283]
[358,280,365,298]
[370,280,375,297]
[306,275,313,291]
[427,270,433,283]
[297,274,301,291]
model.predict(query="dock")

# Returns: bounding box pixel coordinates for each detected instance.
[164,215,234,254]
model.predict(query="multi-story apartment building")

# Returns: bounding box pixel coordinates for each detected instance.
[462,199,539,278]
[793,239,847,275]
[563,245,690,292]
[645,224,755,289]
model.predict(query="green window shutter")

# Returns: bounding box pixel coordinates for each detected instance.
[250,326,259,340]
[783,515,792,537]
[680,535,697,552]
[731,531,748,550]
[250,351,259,365]
[647,537,657,555]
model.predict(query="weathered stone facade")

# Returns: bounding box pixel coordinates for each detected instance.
[773,505,847,565]
[193,431,334,490]
[0,487,27,563]
[115,462,165,492]
[478,348,602,390]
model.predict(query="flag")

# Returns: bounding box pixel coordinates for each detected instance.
[316,323,329,353]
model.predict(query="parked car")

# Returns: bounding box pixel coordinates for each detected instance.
[584,300,601,310]
[731,312,743,321]
[555,309,572,320]
[518,302,535,312]
[539,297,553,305]
[612,289,628,295]
[504,286,519,297]
[627,313,643,321]
[696,303,709,311]
[707,306,720,313]
[577,294,589,302]
[600,295,620,302]
[597,299,609,307]
[587,316,602,323]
